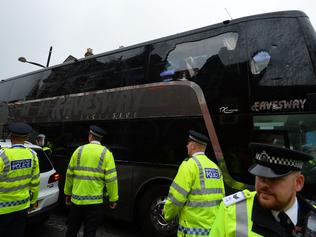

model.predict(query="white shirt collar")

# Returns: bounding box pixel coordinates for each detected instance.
[11,144,25,148]
[271,197,298,225]
[192,152,204,156]
[90,140,101,145]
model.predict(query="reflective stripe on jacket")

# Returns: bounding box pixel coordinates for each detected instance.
[0,147,40,215]
[164,154,225,237]
[209,190,262,237]
[64,143,119,205]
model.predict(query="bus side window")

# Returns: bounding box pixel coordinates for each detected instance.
[251,130,289,148]
[184,57,197,78]
[250,51,271,75]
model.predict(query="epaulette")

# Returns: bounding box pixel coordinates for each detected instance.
[222,191,247,207]
[184,157,190,161]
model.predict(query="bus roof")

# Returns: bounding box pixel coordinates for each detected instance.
[2,10,308,82]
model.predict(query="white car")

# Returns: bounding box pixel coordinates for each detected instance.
[0,140,60,221]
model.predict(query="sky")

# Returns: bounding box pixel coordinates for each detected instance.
[1,0,316,80]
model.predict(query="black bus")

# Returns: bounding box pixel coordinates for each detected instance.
[1,10,316,236]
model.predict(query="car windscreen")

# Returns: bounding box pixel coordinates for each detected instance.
[33,148,53,173]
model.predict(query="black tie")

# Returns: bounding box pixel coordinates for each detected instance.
[278,211,294,233]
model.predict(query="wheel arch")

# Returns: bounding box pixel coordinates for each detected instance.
[133,176,173,219]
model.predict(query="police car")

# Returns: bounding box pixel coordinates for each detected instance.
[0,139,60,221]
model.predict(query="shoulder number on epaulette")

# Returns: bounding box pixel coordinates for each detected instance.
[223,191,246,207]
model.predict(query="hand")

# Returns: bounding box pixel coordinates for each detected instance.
[65,195,72,206]
[109,202,117,209]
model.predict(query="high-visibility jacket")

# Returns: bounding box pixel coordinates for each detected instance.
[0,146,40,215]
[209,190,260,237]
[209,190,316,237]
[163,153,225,237]
[43,146,51,153]
[64,142,118,205]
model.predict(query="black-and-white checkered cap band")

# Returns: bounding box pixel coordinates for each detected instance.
[255,150,304,169]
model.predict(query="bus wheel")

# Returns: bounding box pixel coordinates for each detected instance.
[138,184,178,237]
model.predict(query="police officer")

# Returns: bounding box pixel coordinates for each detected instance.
[36,134,52,158]
[36,134,46,147]
[209,143,316,237]
[0,122,40,237]
[64,125,118,237]
[163,130,225,237]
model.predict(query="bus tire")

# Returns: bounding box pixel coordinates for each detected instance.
[138,184,177,237]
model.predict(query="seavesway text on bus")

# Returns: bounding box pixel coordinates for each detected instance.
[251,99,306,112]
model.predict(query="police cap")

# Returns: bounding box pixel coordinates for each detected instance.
[188,130,209,146]
[8,122,32,137]
[248,143,313,178]
[89,125,106,138]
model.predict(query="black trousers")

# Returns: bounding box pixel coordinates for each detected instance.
[0,209,28,237]
[66,203,104,237]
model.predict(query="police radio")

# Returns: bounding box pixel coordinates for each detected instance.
[304,211,316,237]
